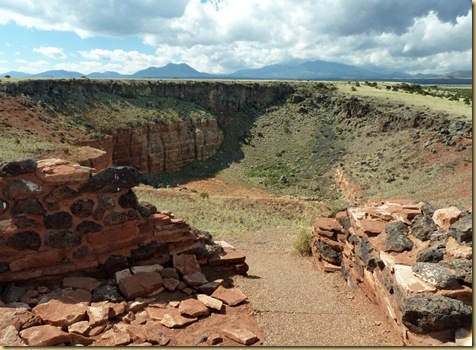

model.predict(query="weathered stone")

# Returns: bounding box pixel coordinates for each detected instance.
[179,298,210,317]
[73,245,89,259]
[131,264,163,274]
[137,201,157,217]
[211,286,247,306]
[416,247,444,263]
[63,276,102,292]
[429,230,450,249]
[11,197,46,216]
[0,218,17,233]
[449,213,472,243]
[313,240,341,265]
[411,214,437,241]
[0,324,21,345]
[394,264,436,295]
[104,209,141,226]
[33,299,88,328]
[198,280,223,294]
[355,236,379,272]
[13,217,40,228]
[0,159,37,177]
[68,321,90,335]
[384,222,413,252]
[0,308,40,331]
[76,220,102,234]
[45,230,81,248]
[37,159,93,183]
[87,304,110,327]
[222,327,258,345]
[92,285,124,303]
[411,262,458,288]
[19,325,71,346]
[115,268,133,284]
[130,241,169,261]
[119,189,139,209]
[160,267,180,280]
[402,295,472,334]
[7,230,41,251]
[173,253,201,275]
[70,198,95,217]
[2,283,26,303]
[439,259,472,286]
[163,278,180,292]
[196,294,223,311]
[118,272,164,300]
[433,207,462,230]
[44,211,72,229]
[3,179,42,200]
[359,219,386,235]
[79,166,143,193]
[207,333,224,345]
[144,321,170,345]
[38,287,92,305]
[183,272,208,287]
[160,310,197,328]
[445,237,472,259]
[43,185,78,204]
[209,250,247,266]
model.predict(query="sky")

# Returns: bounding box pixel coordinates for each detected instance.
[0,0,472,75]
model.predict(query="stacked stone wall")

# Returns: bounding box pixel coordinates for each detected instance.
[311,199,472,346]
[0,158,244,284]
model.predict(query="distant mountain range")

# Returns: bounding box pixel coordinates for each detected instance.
[1,61,472,82]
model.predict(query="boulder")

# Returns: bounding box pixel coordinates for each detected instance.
[411,215,437,241]
[384,222,413,252]
[432,207,462,230]
[411,262,458,289]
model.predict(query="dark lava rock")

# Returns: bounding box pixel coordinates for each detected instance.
[3,179,43,199]
[402,295,472,334]
[11,197,46,216]
[130,241,169,261]
[0,199,8,214]
[70,198,95,217]
[355,236,379,272]
[99,255,129,277]
[420,203,436,217]
[92,285,124,303]
[449,214,472,243]
[0,159,37,177]
[45,230,81,248]
[161,268,180,280]
[411,262,458,288]
[314,240,341,265]
[2,283,26,303]
[7,230,41,251]
[416,247,444,263]
[73,246,89,259]
[411,215,438,241]
[0,262,9,273]
[44,211,73,229]
[43,185,78,204]
[137,201,158,217]
[429,230,450,249]
[99,195,115,209]
[104,209,141,226]
[13,217,40,228]
[384,222,413,252]
[80,166,143,193]
[76,221,102,234]
[118,190,139,209]
[439,259,472,286]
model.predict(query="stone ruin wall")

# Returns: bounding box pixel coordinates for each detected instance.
[311,199,472,346]
[0,158,245,284]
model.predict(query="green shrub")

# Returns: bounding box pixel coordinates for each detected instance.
[200,192,209,199]
[292,226,312,255]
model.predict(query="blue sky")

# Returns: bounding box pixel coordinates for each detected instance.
[0,0,472,75]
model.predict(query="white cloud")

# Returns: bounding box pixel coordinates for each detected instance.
[15,59,50,73]
[33,46,67,59]
[0,0,472,74]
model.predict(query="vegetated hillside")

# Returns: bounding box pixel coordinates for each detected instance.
[0,79,472,209]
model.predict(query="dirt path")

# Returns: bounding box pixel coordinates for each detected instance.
[227,228,404,346]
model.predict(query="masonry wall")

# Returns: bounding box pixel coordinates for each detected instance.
[311,199,472,346]
[0,158,244,283]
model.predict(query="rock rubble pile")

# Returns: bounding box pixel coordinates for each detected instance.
[311,199,472,346]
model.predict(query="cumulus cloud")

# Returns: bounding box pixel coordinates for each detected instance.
[33,46,67,59]
[0,0,472,74]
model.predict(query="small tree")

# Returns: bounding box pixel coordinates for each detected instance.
[4,75,11,79]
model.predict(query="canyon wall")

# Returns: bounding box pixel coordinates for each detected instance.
[311,199,472,346]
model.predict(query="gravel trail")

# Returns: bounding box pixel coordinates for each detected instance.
[228,228,404,346]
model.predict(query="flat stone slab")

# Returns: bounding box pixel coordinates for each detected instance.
[197,294,223,311]
[63,277,102,292]
[32,299,88,328]
[211,286,247,306]
[394,264,436,296]
[118,272,164,300]
[209,251,246,266]
[19,325,71,346]
[160,310,197,328]
[222,327,259,345]
[179,298,210,317]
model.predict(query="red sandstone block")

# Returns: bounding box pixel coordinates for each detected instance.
[313,217,342,232]
[358,219,386,235]
[86,224,139,245]
[89,235,145,256]
[335,211,348,220]
[154,229,195,243]
[169,240,203,255]
[148,214,171,226]
[9,249,64,272]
